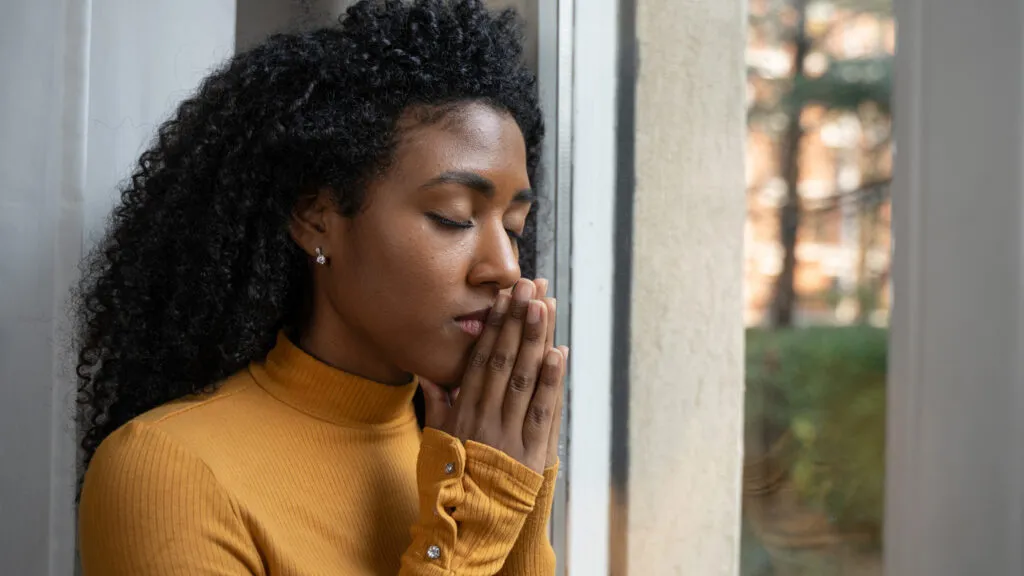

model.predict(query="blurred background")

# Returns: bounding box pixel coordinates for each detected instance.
[3,0,1022,574]
[742,1,892,574]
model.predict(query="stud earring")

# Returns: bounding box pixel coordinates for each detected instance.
[315,247,328,266]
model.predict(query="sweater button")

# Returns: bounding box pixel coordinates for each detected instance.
[444,462,455,475]
[427,545,442,560]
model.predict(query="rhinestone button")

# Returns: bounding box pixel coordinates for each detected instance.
[427,545,442,560]
[444,462,455,475]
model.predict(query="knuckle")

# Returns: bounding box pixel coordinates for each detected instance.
[528,404,551,426]
[524,326,544,343]
[509,302,528,321]
[469,350,489,369]
[489,352,511,372]
[509,373,532,393]
[541,370,560,388]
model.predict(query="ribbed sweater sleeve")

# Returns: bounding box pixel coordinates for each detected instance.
[498,462,559,575]
[400,428,545,575]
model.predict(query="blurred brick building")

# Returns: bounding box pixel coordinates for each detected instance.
[744,1,895,326]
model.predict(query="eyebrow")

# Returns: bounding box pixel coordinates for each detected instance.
[422,171,535,203]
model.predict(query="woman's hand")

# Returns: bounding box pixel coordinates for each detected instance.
[533,278,566,470]
[421,279,566,473]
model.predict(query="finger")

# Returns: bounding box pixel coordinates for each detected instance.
[545,345,569,467]
[479,279,535,410]
[533,278,556,352]
[419,377,454,430]
[543,297,557,351]
[523,349,564,463]
[456,293,510,410]
[535,278,549,300]
[502,299,548,433]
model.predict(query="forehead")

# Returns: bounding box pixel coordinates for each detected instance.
[391,103,529,182]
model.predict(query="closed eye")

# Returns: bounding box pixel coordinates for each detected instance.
[428,213,522,247]
[427,213,473,229]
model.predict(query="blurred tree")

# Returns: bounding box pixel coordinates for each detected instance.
[749,0,893,327]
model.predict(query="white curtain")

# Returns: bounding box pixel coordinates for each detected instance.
[0,1,234,572]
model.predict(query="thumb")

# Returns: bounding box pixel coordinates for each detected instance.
[419,377,453,430]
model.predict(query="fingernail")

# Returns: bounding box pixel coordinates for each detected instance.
[492,294,510,317]
[527,300,542,324]
[514,280,534,302]
[546,349,561,366]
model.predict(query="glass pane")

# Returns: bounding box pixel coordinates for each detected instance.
[743,1,893,574]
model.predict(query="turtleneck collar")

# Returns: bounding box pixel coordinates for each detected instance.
[249,332,418,427]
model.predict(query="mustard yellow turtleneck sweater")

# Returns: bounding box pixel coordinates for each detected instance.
[78,333,558,575]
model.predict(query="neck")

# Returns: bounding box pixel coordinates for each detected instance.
[298,299,411,386]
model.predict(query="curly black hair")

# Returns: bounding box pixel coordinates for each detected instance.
[73,0,543,480]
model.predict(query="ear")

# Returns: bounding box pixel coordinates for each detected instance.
[289,189,336,257]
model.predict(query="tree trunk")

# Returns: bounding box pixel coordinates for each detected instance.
[769,0,811,328]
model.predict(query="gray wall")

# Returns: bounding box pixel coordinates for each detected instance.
[886,0,1024,574]
[0,1,235,572]
[235,1,539,76]
[236,0,356,51]
[1,2,84,572]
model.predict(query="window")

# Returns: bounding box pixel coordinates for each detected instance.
[743,1,893,573]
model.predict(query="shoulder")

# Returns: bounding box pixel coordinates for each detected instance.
[78,374,265,574]
[78,416,241,551]
[133,369,259,428]
[81,369,263,498]
[126,369,277,453]
[81,417,220,504]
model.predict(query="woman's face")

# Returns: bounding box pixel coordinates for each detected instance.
[303,102,533,386]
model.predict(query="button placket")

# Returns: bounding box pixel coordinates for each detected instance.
[417,429,466,569]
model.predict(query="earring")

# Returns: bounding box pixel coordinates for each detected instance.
[315,247,328,266]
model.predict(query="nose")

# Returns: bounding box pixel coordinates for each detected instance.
[467,220,520,290]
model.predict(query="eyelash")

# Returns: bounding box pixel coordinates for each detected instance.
[428,213,523,244]
[428,213,473,229]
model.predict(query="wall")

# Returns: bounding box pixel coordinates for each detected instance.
[236,0,358,52]
[887,0,1024,573]
[0,1,87,572]
[625,0,747,572]
[85,0,236,239]
[0,1,235,572]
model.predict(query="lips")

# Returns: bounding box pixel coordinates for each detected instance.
[455,308,491,337]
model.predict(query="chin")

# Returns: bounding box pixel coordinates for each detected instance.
[419,366,465,390]
[407,326,478,388]
[415,351,470,390]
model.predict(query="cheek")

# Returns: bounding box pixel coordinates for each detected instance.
[332,221,480,383]
[342,222,470,316]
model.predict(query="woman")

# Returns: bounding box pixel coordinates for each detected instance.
[74,1,567,574]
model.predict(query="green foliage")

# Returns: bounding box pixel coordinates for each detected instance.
[746,326,887,543]
[818,280,886,320]
[790,57,892,113]
[830,0,892,15]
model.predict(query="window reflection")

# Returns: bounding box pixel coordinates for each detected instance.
[743,1,893,573]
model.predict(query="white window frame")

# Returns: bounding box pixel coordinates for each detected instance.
[558,0,623,574]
